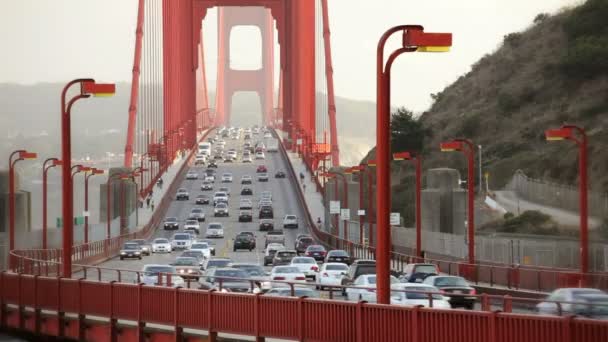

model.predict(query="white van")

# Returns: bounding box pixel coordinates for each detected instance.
[198,142,211,156]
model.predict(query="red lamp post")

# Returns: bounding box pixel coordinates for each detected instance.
[321,173,338,236]
[42,158,62,249]
[376,26,452,304]
[440,139,476,265]
[362,160,377,246]
[393,152,423,259]
[61,79,115,277]
[84,168,105,244]
[8,150,37,264]
[545,125,588,282]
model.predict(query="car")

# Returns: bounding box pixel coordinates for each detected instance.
[199,267,251,293]
[197,239,216,256]
[205,168,216,178]
[258,199,272,209]
[202,257,232,271]
[275,171,286,178]
[255,151,265,160]
[341,260,377,295]
[186,171,198,180]
[390,283,451,309]
[273,250,298,266]
[176,188,189,200]
[345,274,400,302]
[119,242,142,260]
[536,288,608,318]
[171,257,202,280]
[205,222,224,238]
[400,263,440,283]
[226,151,237,159]
[151,238,172,253]
[325,250,352,265]
[260,191,272,200]
[195,155,206,165]
[423,276,476,309]
[163,217,180,230]
[171,233,193,250]
[295,236,314,254]
[264,230,285,246]
[239,199,253,210]
[233,234,256,251]
[218,186,231,197]
[259,205,274,219]
[264,132,272,139]
[242,155,253,163]
[263,266,306,290]
[259,219,274,231]
[283,215,298,228]
[183,220,201,234]
[256,165,267,173]
[241,187,253,196]
[213,192,228,205]
[290,257,319,280]
[190,242,212,259]
[214,203,229,217]
[141,265,185,287]
[188,208,206,222]
[221,172,233,183]
[257,173,269,182]
[228,263,267,284]
[195,194,210,205]
[238,210,253,222]
[263,243,286,266]
[304,245,327,262]
[265,287,320,298]
[129,239,151,256]
[241,175,253,184]
[223,157,234,163]
[214,153,223,160]
[201,181,214,191]
[207,161,218,168]
[180,250,205,265]
[318,263,350,290]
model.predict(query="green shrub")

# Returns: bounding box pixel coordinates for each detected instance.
[457,114,481,137]
[581,100,608,118]
[497,92,520,113]
[503,32,523,47]
[562,0,608,39]
[560,35,608,78]
[534,13,550,24]
[504,212,515,220]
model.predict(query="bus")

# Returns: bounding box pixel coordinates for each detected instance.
[198,142,211,156]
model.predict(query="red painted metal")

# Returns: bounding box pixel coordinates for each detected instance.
[320,0,339,166]
[42,158,61,249]
[403,29,453,48]
[124,0,146,168]
[8,150,25,261]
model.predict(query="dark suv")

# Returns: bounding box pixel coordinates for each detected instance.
[259,205,274,219]
[295,236,314,254]
[341,260,376,295]
[272,250,298,266]
[233,234,255,251]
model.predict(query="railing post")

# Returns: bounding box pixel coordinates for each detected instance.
[58,276,65,338]
[78,277,86,340]
[298,296,305,341]
[109,281,118,342]
[481,293,490,311]
[208,290,217,342]
[356,301,364,342]
[174,286,183,341]
[34,275,41,335]
[411,306,419,342]
[137,282,145,341]
[0,272,6,328]
[254,293,265,342]
[503,295,512,313]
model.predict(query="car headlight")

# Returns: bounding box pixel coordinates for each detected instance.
[120,252,126,255]
[187,269,195,274]
[134,252,141,255]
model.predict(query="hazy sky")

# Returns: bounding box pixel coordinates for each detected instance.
[0,0,581,112]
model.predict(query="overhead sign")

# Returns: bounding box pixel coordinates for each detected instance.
[390,212,400,226]
[357,209,366,216]
[329,201,341,214]
[83,211,90,217]
[340,209,350,221]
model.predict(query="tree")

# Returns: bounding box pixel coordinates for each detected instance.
[390,107,429,153]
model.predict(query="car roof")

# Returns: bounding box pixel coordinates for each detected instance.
[391,283,436,289]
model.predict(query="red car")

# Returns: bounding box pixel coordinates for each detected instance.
[256,165,267,173]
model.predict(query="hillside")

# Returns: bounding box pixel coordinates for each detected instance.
[362,0,608,229]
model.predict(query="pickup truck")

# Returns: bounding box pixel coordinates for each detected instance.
[265,230,285,247]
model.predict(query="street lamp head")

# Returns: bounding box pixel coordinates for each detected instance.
[440,141,463,152]
[52,159,63,166]
[93,169,105,175]
[82,81,116,97]
[392,152,412,161]
[367,159,377,167]
[19,151,37,160]
[545,127,573,141]
[81,167,93,173]
[403,27,452,52]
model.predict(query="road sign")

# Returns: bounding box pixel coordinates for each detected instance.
[357,209,366,216]
[390,212,400,226]
[340,209,350,221]
[83,211,90,217]
[329,201,340,214]
[296,139,302,145]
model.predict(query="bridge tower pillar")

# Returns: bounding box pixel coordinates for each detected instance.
[215,7,274,126]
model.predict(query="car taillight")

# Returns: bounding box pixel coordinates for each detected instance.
[322,272,329,277]
[439,289,445,294]
[470,289,476,295]
[295,276,305,280]
[305,252,312,256]
[273,276,285,280]
[311,266,318,271]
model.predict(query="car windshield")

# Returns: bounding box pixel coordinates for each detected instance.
[191,209,203,213]
[192,243,209,249]
[208,260,231,268]
[216,203,227,208]
[286,215,296,219]
[209,224,222,229]
[329,250,348,257]
[308,246,325,252]
[178,189,187,193]
[572,289,604,298]
[174,235,190,240]
[267,231,283,235]
[402,286,444,300]
[123,244,139,250]
[131,240,145,244]
[186,220,198,225]
[299,238,313,244]
[215,269,248,278]
[144,266,174,276]
[293,258,315,264]
[357,265,377,275]
[434,277,469,287]
[234,265,265,276]
[414,265,438,274]
[166,218,177,222]
[174,258,197,266]
[154,239,169,244]
[275,267,299,274]
[277,251,296,258]
[326,264,349,271]
[182,251,202,258]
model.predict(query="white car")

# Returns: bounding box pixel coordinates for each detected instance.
[221,173,233,183]
[536,288,608,317]
[218,186,231,197]
[204,175,215,183]
[241,175,253,184]
[206,222,225,238]
[263,132,272,139]
[141,264,185,287]
[318,263,350,289]
[283,215,298,228]
[262,265,307,291]
[290,257,319,280]
[184,219,201,234]
[227,151,237,159]
[190,242,212,259]
[171,233,193,250]
[213,192,228,205]
[346,274,400,302]
[255,151,265,160]
[186,171,198,180]
[151,238,172,253]
[261,191,272,200]
[214,203,229,217]
[195,155,206,165]
[390,283,451,309]
[239,199,253,210]
[242,155,253,163]
[257,173,269,182]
